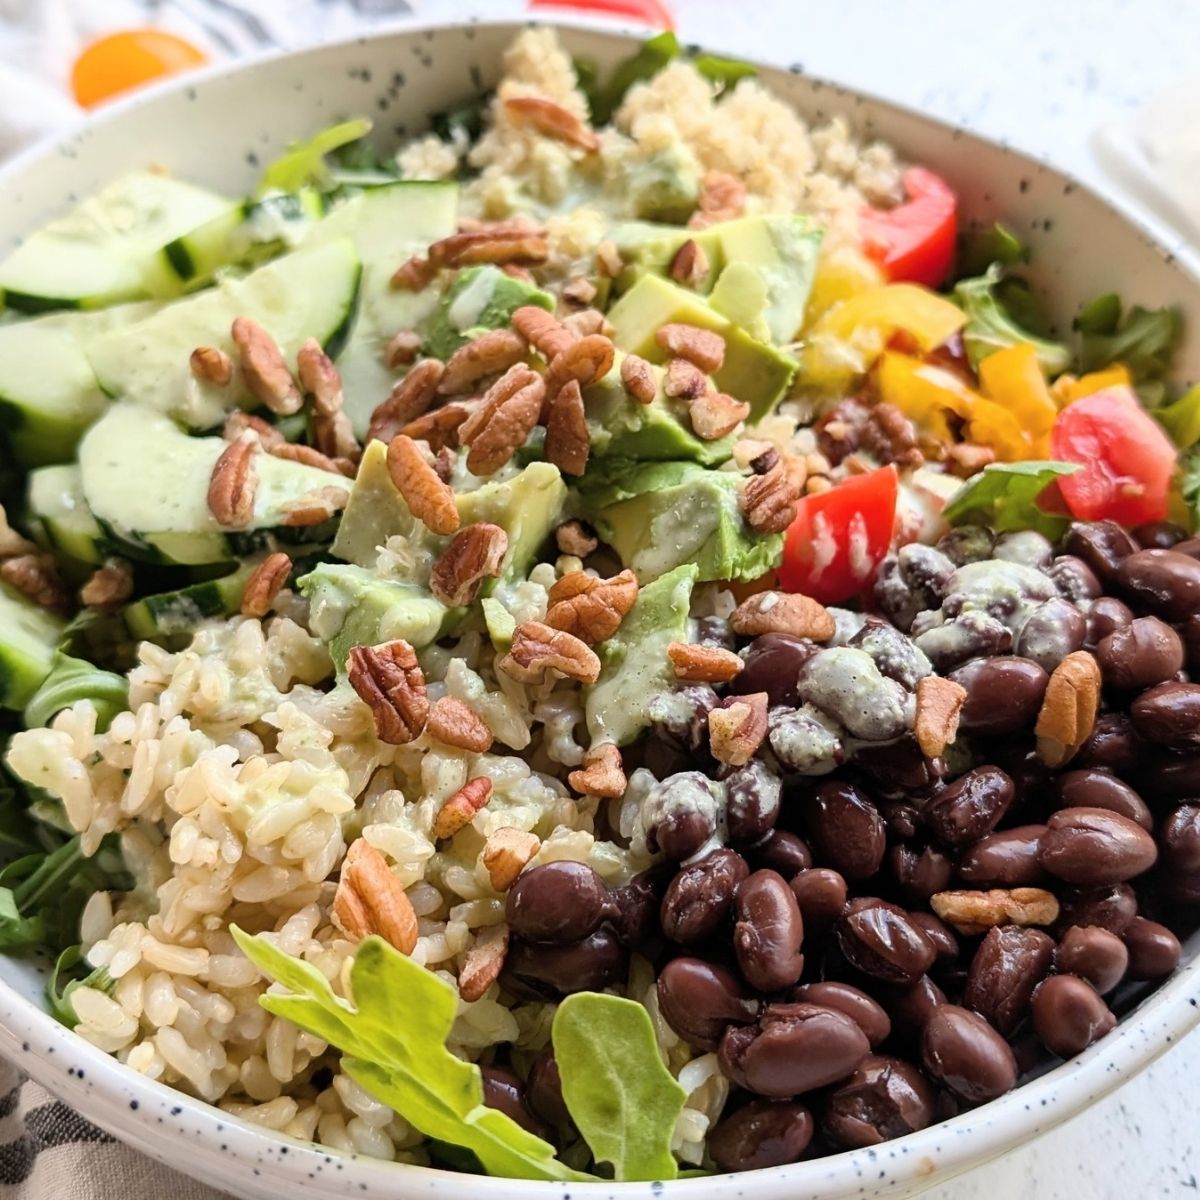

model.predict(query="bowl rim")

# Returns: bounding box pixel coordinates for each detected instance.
[0,14,1198,1199]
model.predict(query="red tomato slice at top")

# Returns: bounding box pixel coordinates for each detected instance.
[1051,386,1177,526]
[860,167,958,289]
[780,466,899,604]
[528,0,675,28]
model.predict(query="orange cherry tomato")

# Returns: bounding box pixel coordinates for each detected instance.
[71,29,207,110]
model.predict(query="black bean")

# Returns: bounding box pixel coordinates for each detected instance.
[644,771,719,861]
[1096,617,1184,691]
[734,870,806,992]
[729,633,818,707]
[661,848,748,945]
[1133,521,1187,550]
[1063,520,1139,585]
[788,868,847,932]
[879,975,946,1039]
[1118,548,1200,621]
[1056,769,1153,831]
[1030,974,1116,1058]
[709,1100,814,1172]
[725,759,782,845]
[958,825,1048,887]
[1185,615,1200,673]
[925,766,1015,848]
[610,867,668,950]
[747,829,812,880]
[694,614,735,651]
[1085,596,1134,648]
[995,529,1055,569]
[656,957,760,1050]
[920,1004,1018,1104]
[900,543,956,602]
[1076,713,1140,776]
[1016,598,1087,672]
[481,1068,550,1140]
[1039,807,1158,886]
[526,1051,571,1129]
[1048,554,1103,603]
[891,844,954,902]
[852,738,944,795]
[1132,682,1200,749]
[964,925,1056,1036]
[1175,536,1200,561]
[793,982,891,1047]
[880,799,922,840]
[908,912,960,964]
[1056,883,1138,936]
[1143,750,1200,799]
[849,617,933,689]
[1123,917,1181,980]
[836,898,937,985]
[502,928,627,999]
[950,657,1048,735]
[822,1055,936,1148]
[648,684,718,754]
[505,862,615,944]
[1161,804,1200,877]
[1056,926,1129,995]
[936,526,995,566]
[719,1002,870,1097]
[806,781,886,880]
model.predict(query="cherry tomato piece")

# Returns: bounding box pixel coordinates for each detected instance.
[528,0,675,28]
[72,29,207,110]
[859,167,958,289]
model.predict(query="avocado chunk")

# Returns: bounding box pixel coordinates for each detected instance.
[579,460,784,584]
[0,580,65,710]
[606,275,796,421]
[423,266,554,361]
[609,221,721,295]
[585,562,697,746]
[621,145,702,223]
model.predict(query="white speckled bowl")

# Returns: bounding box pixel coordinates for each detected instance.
[1,17,1199,1200]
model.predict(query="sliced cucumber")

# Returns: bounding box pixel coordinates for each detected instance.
[0,172,234,312]
[79,403,344,565]
[0,301,157,466]
[85,238,361,429]
[0,581,65,710]
[123,561,255,641]
[155,202,249,291]
[27,464,106,565]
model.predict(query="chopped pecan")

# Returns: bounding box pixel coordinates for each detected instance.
[391,254,438,291]
[80,558,134,608]
[502,263,537,284]
[861,402,923,470]
[499,620,601,684]
[545,569,638,644]
[568,742,627,798]
[239,552,292,617]
[269,442,345,473]
[482,827,542,892]
[740,463,800,534]
[656,323,726,373]
[384,329,422,369]
[347,639,429,745]
[750,446,781,475]
[503,95,600,152]
[367,358,446,445]
[1036,650,1102,767]
[460,365,545,477]
[512,306,573,360]
[555,520,598,557]
[562,309,614,339]
[595,239,623,278]
[931,887,1060,936]
[669,238,710,288]
[690,169,747,228]
[427,695,494,753]
[296,338,344,416]
[222,410,283,449]
[279,485,348,526]
[731,591,836,641]
[458,925,510,1002]
[438,329,528,396]
[334,839,418,953]
[230,316,301,415]
[430,522,508,606]
[428,227,550,270]
[664,357,709,401]
[190,345,233,386]
[914,676,967,759]
[311,408,361,466]
[562,276,598,307]
[433,445,456,482]
[432,777,494,840]
[691,391,750,440]
[386,434,461,536]
[619,355,657,405]
[709,693,770,766]
[1,553,68,611]
[545,379,590,477]
[668,642,744,684]
[400,403,471,453]
[207,433,258,529]
[544,333,615,397]
[946,442,997,478]
[0,505,36,559]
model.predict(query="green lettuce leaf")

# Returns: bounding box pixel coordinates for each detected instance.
[233,929,591,1183]
[553,993,686,1182]
[958,221,1027,277]
[692,53,757,93]
[46,945,112,1028]
[24,653,128,733]
[1181,447,1200,527]
[1075,296,1181,394]
[942,460,1081,538]
[260,118,373,194]
[1158,382,1200,451]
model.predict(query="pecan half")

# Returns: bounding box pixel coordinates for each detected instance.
[562,276,598,307]
[347,639,429,745]
[296,337,344,416]
[368,358,446,445]
[512,306,573,360]
[207,433,258,529]
[190,345,233,386]
[438,329,528,396]
[656,323,726,373]
[914,676,967,759]
[545,569,638,644]
[240,551,292,617]
[502,263,537,284]
[595,239,623,278]
[931,887,1061,936]
[709,693,770,766]
[391,254,438,291]
[1,554,69,611]
[499,621,601,684]
[731,591,836,641]
[230,316,301,415]
[458,925,510,1002]
[668,641,744,683]
[427,696,494,753]
[946,442,997,478]
[1036,650,1102,767]
[740,463,800,533]
[669,238,710,288]
[432,777,494,840]
[334,839,418,953]
[400,403,470,453]
[544,334,615,397]
[691,391,750,440]
[562,309,614,339]
[620,354,658,405]
[80,558,133,609]
[430,522,508,606]
[387,434,461,536]
[482,827,542,892]
[279,485,348,526]
[664,357,709,400]
[311,408,361,466]
[690,169,747,228]
[568,743,627,798]
[270,442,345,473]
[428,227,549,270]
[555,520,598,557]
[384,329,422,368]
[503,95,600,152]
[545,379,590,477]
[222,410,283,449]
[460,365,545,477]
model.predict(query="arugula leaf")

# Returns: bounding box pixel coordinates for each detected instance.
[959,221,1027,277]
[1076,297,1181,386]
[1158,382,1200,450]
[431,95,493,148]
[953,265,1071,377]
[942,460,1082,538]
[46,945,112,1028]
[260,118,373,194]
[552,993,686,1182]
[693,53,757,93]
[233,929,591,1183]
[24,653,128,733]
[1181,447,1200,526]
[1075,292,1121,335]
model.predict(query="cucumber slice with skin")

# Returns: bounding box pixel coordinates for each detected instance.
[85,238,361,430]
[0,172,234,312]
[123,561,256,642]
[0,581,65,710]
[26,464,107,565]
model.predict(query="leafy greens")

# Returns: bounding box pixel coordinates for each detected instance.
[1075,294,1181,405]
[24,653,128,733]
[942,460,1081,538]
[260,118,374,194]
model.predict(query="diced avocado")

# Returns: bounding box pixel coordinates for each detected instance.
[585,562,697,746]
[27,464,106,565]
[0,581,65,710]
[606,275,796,421]
[619,145,702,223]
[481,597,516,652]
[423,266,554,362]
[579,460,784,584]
[123,561,257,643]
[298,563,450,666]
[708,261,771,342]
[609,222,722,295]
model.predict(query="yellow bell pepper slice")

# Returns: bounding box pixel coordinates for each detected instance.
[812,284,967,350]
[964,395,1030,461]
[1051,364,1132,408]
[876,352,972,444]
[978,343,1058,452]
